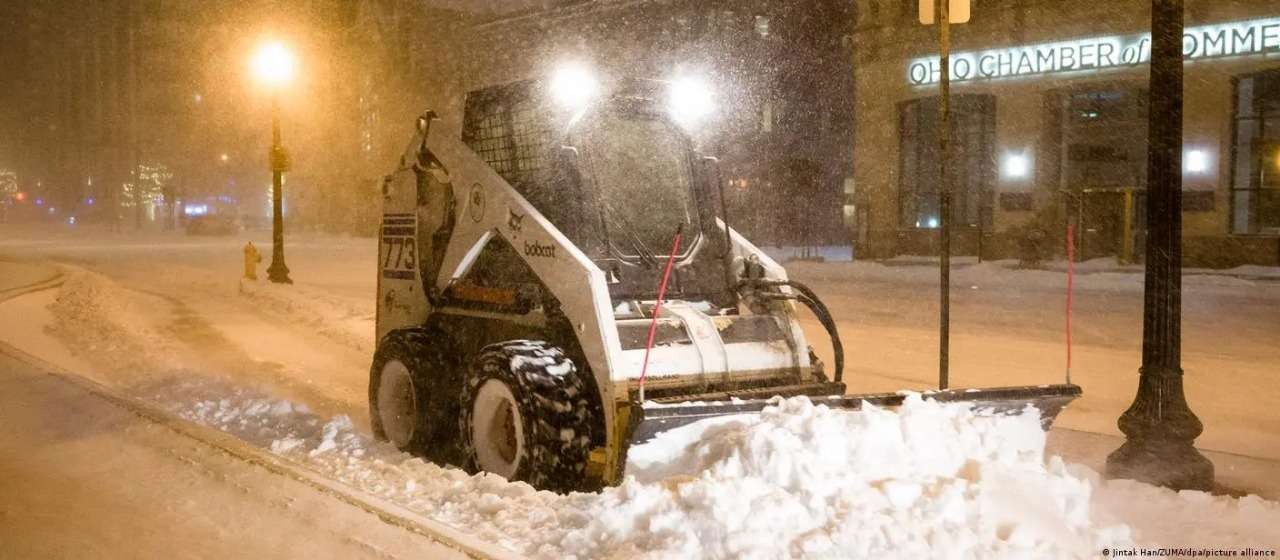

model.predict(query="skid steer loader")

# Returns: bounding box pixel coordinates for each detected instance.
[369,72,1081,492]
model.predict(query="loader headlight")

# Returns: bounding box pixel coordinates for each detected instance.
[667,76,714,123]
[550,64,598,109]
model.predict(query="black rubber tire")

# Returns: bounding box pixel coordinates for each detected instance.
[369,329,458,462]
[459,340,593,493]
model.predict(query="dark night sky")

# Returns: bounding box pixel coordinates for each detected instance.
[0,0,575,168]
[0,3,27,167]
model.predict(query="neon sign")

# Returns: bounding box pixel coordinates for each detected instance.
[908,17,1280,85]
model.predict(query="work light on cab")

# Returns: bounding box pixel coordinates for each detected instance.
[550,64,598,109]
[667,76,714,123]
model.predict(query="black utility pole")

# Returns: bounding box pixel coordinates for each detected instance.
[1105,0,1213,491]
[266,95,292,284]
[936,0,952,390]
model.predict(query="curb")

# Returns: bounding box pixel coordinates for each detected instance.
[0,277,518,560]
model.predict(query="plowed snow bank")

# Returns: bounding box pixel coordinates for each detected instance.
[155,382,1280,559]
[47,270,1280,559]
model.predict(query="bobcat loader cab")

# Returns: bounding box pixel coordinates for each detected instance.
[371,66,1081,493]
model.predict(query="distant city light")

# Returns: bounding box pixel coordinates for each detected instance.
[68,216,77,225]
[927,217,940,229]
[14,192,24,202]
[184,204,209,216]
[220,153,230,162]
[48,207,56,214]
[85,196,95,205]
[1003,152,1031,179]
[1185,149,1210,174]
[34,197,43,206]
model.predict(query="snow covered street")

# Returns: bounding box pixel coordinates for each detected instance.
[2,226,1279,558]
[0,344,486,559]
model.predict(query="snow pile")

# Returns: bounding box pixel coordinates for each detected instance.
[1088,475,1280,550]
[46,271,182,377]
[36,269,1280,558]
[152,380,1199,559]
[569,396,1129,559]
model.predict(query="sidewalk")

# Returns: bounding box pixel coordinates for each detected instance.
[872,254,1280,281]
[0,347,482,560]
[1047,427,1280,500]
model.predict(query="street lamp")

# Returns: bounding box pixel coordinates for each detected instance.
[251,40,296,284]
[1105,0,1213,491]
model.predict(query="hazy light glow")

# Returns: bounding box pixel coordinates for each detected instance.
[1003,153,1031,179]
[549,64,597,109]
[1185,149,1210,174]
[251,42,297,88]
[668,76,714,122]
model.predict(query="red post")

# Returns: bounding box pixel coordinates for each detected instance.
[638,226,685,402]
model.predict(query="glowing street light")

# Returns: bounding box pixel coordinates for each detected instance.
[251,42,297,89]
[251,40,296,284]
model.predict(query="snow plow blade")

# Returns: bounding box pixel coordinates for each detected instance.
[631,383,1082,444]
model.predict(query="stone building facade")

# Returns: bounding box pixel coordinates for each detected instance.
[851,0,1280,266]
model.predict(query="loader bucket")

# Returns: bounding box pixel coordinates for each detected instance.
[631,383,1082,444]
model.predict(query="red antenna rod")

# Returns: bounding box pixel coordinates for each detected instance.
[638,224,684,403]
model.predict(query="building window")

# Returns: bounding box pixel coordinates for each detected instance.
[1230,68,1280,235]
[898,95,996,229]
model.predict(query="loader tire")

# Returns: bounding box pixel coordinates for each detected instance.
[460,340,593,493]
[369,329,458,461]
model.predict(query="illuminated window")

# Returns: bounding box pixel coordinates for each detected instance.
[898,95,996,229]
[1230,69,1280,235]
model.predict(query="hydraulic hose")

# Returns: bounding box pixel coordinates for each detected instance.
[745,279,844,384]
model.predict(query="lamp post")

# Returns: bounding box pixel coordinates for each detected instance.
[251,41,296,284]
[1105,0,1213,491]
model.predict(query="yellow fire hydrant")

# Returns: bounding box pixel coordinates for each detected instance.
[244,242,262,281]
